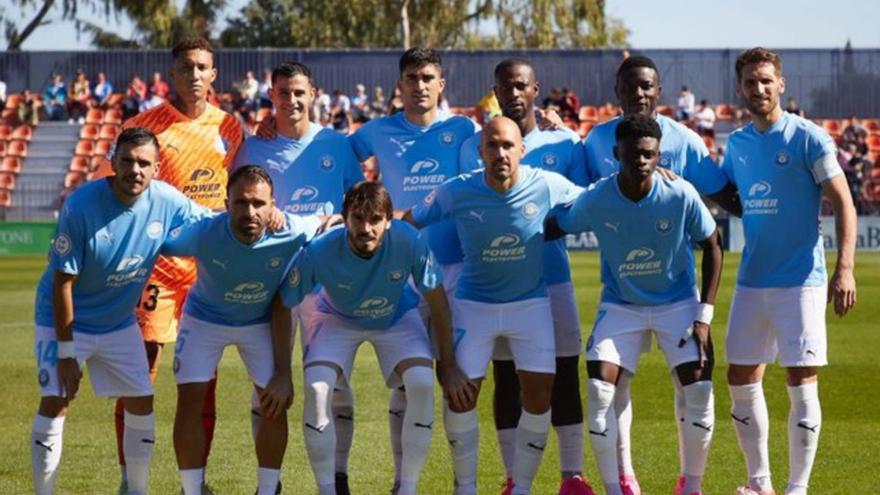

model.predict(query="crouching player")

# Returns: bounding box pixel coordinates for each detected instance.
[31,127,209,495]
[549,114,724,495]
[159,165,326,495]
[275,181,474,495]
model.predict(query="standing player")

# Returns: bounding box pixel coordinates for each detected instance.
[348,47,479,491]
[459,58,593,495]
[161,166,324,495]
[405,117,584,495]
[551,114,723,495]
[114,36,244,490]
[582,54,740,495]
[30,128,208,495]
[721,48,856,495]
[276,181,473,495]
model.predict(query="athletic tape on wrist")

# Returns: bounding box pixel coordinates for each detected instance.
[57,340,75,359]
[695,303,714,325]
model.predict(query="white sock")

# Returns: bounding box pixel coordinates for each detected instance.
[787,382,821,495]
[31,413,64,495]
[672,371,687,473]
[123,411,155,495]
[398,367,434,495]
[388,386,406,483]
[588,379,622,493]
[681,381,714,493]
[443,405,478,494]
[333,386,355,474]
[614,370,635,476]
[555,423,584,476]
[250,389,262,444]
[303,366,337,488]
[512,410,551,494]
[179,468,204,495]
[257,467,281,495]
[729,383,772,492]
[497,428,516,477]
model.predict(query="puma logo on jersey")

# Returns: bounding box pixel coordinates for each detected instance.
[604,222,620,232]
[468,210,485,223]
[212,258,229,271]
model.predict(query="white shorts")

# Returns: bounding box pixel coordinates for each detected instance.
[292,292,320,354]
[492,282,582,360]
[34,324,152,398]
[303,309,432,388]
[726,285,828,367]
[453,297,556,379]
[585,298,701,374]
[174,315,274,388]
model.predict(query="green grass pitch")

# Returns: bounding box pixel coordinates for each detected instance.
[0,252,877,493]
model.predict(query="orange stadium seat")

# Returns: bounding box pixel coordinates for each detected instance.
[69,156,90,173]
[103,108,123,125]
[0,188,11,207]
[868,135,880,151]
[99,124,120,140]
[64,171,86,189]
[95,139,113,157]
[657,105,674,117]
[0,141,6,155]
[74,139,95,156]
[1,108,16,124]
[864,119,880,135]
[869,150,880,165]
[715,104,734,121]
[0,157,22,174]
[578,106,598,123]
[822,119,842,135]
[0,125,11,140]
[106,93,124,107]
[597,105,619,122]
[4,94,22,109]
[578,121,594,138]
[85,108,104,124]
[0,172,16,190]
[80,124,99,140]
[7,140,27,157]
[11,125,32,141]
[255,108,273,123]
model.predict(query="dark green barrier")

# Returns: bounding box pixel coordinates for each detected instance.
[0,223,55,255]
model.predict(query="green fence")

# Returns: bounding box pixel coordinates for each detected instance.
[0,223,55,256]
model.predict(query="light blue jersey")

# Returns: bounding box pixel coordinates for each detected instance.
[413,166,582,303]
[460,126,588,285]
[349,110,479,265]
[279,220,441,330]
[34,179,207,334]
[161,212,320,326]
[584,114,727,194]
[558,173,716,306]
[234,122,362,215]
[721,112,841,288]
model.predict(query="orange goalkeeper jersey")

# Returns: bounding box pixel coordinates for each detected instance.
[123,101,244,288]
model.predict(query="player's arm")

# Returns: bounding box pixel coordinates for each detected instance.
[547,186,592,240]
[423,287,476,411]
[260,294,294,419]
[401,183,450,229]
[52,271,81,399]
[681,229,723,369]
[822,174,857,316]
[706,182,743,218]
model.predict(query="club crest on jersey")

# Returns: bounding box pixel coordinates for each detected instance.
[146,221,163,239]
[387,269,405,283]
[38,368,50,386]
[775,150,790,165]
[319,155,336,172]
[53,233,71,256]
[522,202,540,219]
[439,132,456,146]
[659,152,672,168]
[266,257,284,272]
[215,135,229,154]
[541,153,558,168]
[288,267,301,287]
[655,218,672,235]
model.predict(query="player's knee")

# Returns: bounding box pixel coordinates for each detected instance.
[122,395,153,415]
[683,380,714,414]
[520,375,554,414]
[38,396,68,417]
[786,366,818,386]
[492,359,519,388]
[727,364,762,385]
[401,366,434,399]
[586,378,615,429]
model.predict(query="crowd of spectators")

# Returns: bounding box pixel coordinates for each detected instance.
[839,116,876,213]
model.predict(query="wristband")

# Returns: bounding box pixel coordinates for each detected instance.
[695,303,714,325]
[57,340,75,359]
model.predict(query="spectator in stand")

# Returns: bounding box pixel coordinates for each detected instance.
[386,86,403,115]
[839,142,871,213]
[235,70,259,120]
[561,87,581,122]
[543,87,563,111]
[17,89,42,126]
[476,88,501,121]
[312,86,332,123]
[784,97,805,117]
[675,85,695,121]
[91,72,114,108]
[843,115,869,155]
[143,71,170,111]
[330,89,352,134]
[257,68,272,108]
[0,76,6,109]
[43,73,67,121]
[693,99,717,137]
[67,69,91,124]
[122,73,147,119]
[369,86,386,118]
[351,83,369,122]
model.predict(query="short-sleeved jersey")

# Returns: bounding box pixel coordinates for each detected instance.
[279,220,441,330]
[721,112,841,288]
[34,179,207,334]
[558,173,716,306]
[349,110,479,265]
[460,126,588,285]
[234,122,363,215]
[161,212,320,326]
[584,114,727,195]
[123,102,244,289]
[413,166,582,303]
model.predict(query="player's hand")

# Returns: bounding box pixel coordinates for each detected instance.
[260,371,293,419]
[438,361,477,411]
[255,116,277,140]
[57,357,81,400]
[679,321,714,369]
[655,167,680,181]
[317,214,343,234]
[828,267,856,317]
[267,207,286,232]
[537,109,563,130]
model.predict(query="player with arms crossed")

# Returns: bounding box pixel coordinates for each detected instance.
[459,58,593,495]
[30,128,208,495]
[114,37,245,491]
[404,117,584,495]
[275,181,473,495]
[721,48,856,495]
[583,54,740,495]
[550,114,723,495]
[160,166,324,495]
